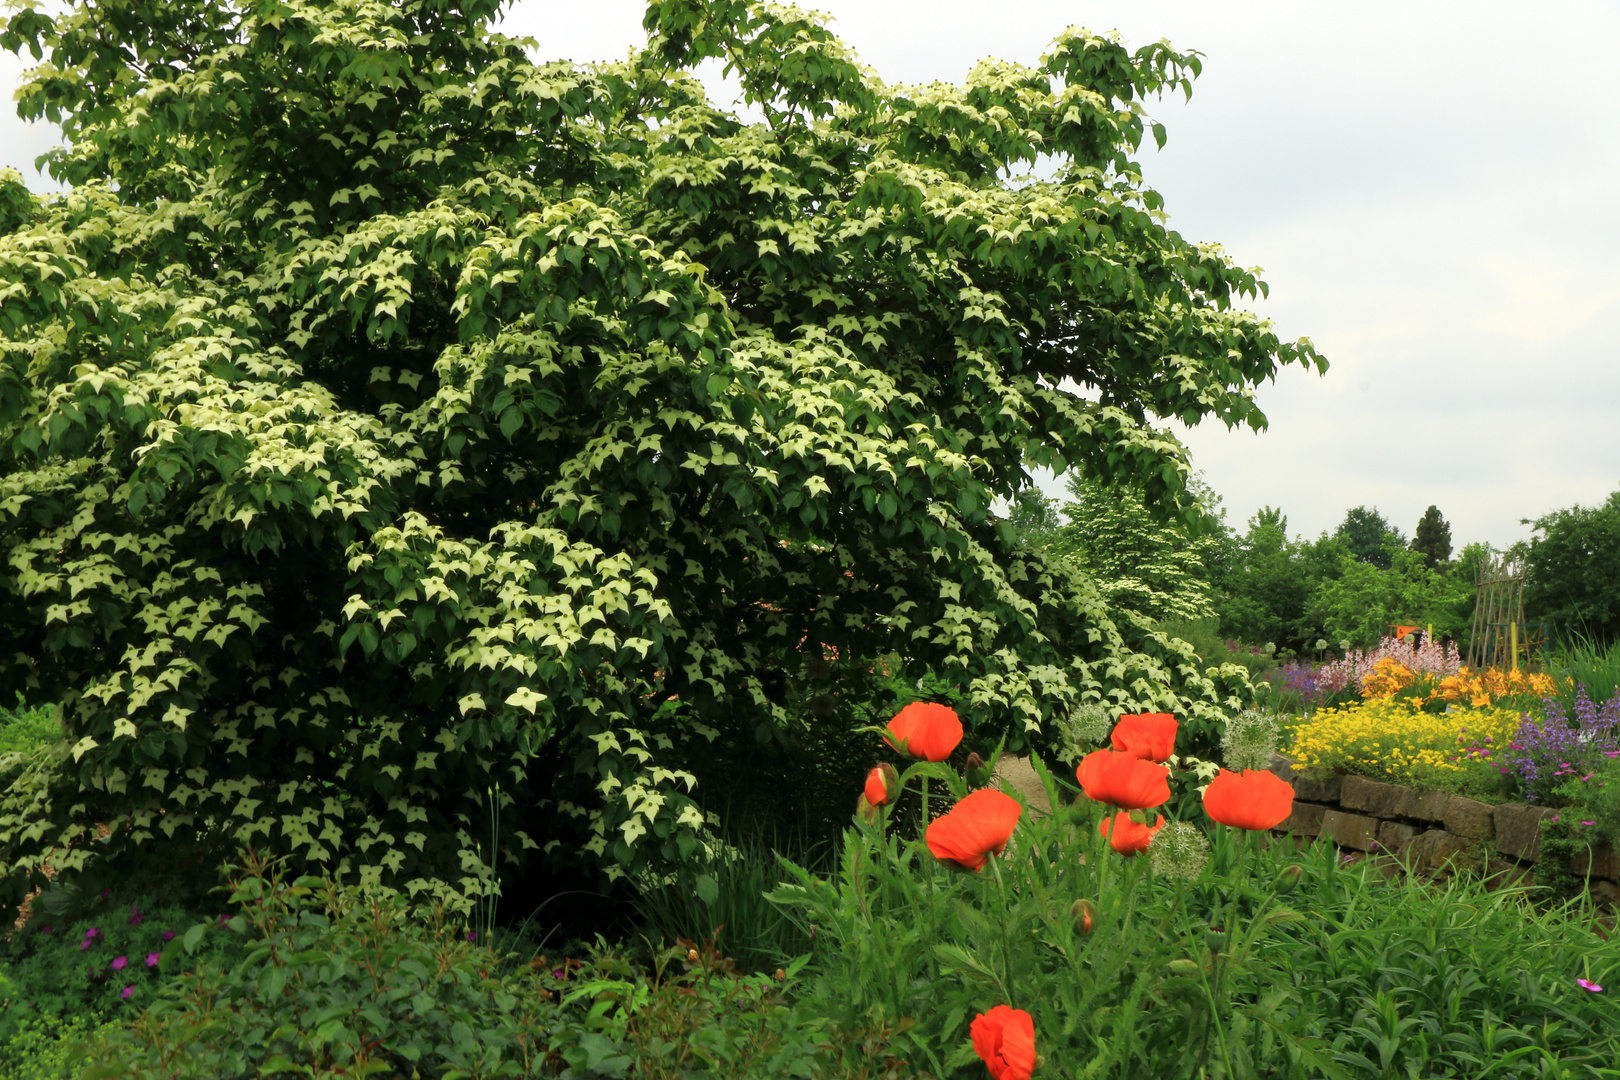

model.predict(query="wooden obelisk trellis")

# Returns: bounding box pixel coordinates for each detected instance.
[1466,554,1525,670]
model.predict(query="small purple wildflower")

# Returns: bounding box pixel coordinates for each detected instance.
[146,953,160,968]
[1582,821,1597,827]
[80,928,103,950]
[120,985,135,1000]
[37,925,51,935]
[161,930,175,942]
[1577,978,1603,993]
[101,889,112,900]
[465,931,478,943]
[110,956,128,971]
[128,905,143,926]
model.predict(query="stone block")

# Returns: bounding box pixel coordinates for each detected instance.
[1570,842,1619,881]
[1278,800,1328,838]
[1341,775,1405,817]
[1485,858,1531,892]
[991,755,1051,816]
[1494,803,1559,862]
[1403,789,1450,823]
[1376,820,1417,857]
[1407,829,1470,872]
[1268,754,1297,784]
[1443,796,1496,840]
[1293,769,1344,805]
[1321,809,1381,852]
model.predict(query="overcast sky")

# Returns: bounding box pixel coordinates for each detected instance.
[5,0,1618,549]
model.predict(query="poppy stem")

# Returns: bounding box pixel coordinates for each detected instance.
[988,851,1016,1008]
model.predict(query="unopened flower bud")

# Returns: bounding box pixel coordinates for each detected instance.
[1273,864,1303,894]
[1168,959,1201,977]
[855,794,879,824]
[1070,898,1097,935]
[864,762,900,806]
[773,968,786,980]
[687,949,699,962]
[1205,929,1227,954]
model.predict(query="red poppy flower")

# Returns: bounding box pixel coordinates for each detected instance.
[864,764,898,807]
[1076,749,1170,810]
[1099,812,1165,856]
[885,702,963,762]
[1110,713,1178,763]
[970,1004,1036,1080]
[925,789,1022,872]
[1202,768,1295,830]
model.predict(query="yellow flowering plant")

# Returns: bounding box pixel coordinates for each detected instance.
[1285,699,1522,794]
[1356,657,1563,714]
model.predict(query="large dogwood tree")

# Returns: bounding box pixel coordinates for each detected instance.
[0,0,1322,911]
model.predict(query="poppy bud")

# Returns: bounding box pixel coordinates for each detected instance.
[1167,959,1201,977]
[1273,864,1303,894]
[1069,898,1096,935]
[856,794,879,824]
[864,762,900,806]
[964,751,991,787]
[1205,929,1227,954]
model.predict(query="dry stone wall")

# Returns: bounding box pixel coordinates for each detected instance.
[1269,755,1618,908]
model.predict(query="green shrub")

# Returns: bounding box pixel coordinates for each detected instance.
[76,849,913,1079]
[0,885,245,1027]
[0,1013,100,1080]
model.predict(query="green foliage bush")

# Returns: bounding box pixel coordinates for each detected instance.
[0,0,1316,910]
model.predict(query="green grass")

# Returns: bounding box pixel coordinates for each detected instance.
[1547,634,1620,713]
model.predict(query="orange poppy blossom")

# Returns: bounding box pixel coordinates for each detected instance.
[970,1004,1037,1080]
[1076,748,1171,810]
[1202,768,1295,831]
[884,701,963,762]
[1099,811,1166,855]
[1110,712,1178,763]
[925,789,1023,872]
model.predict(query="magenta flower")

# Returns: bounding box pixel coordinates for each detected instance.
[120,985,135,1000]
[1577,978,1603,992]
[37,925,51,935]
[161,930,175,942]
[101,889,112,900]
[128,905,144,926]
[110,956,128,971]
[465,931,478,943]
[146,953,160,968]
[1582,821,1597,827]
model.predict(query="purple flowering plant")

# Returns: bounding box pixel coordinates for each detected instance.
[1505,686,1620,804]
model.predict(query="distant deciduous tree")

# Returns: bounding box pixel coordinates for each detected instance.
[1335,506,1404,570]
[1524,491,1620,642]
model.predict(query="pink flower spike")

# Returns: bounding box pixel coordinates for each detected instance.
[1577,978,1603,993]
